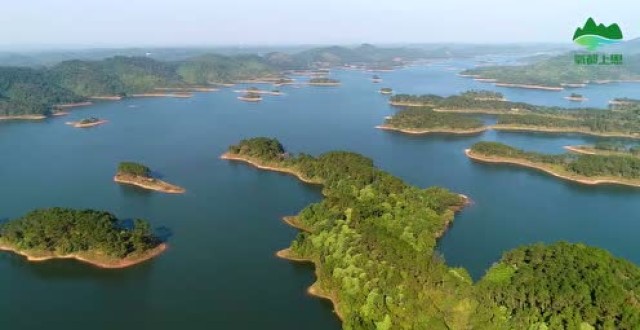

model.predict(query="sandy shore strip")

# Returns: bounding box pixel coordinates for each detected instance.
[131,93,193,98]
[494,83,564,91]
[155,87,219,92]
[0,241,167,269]
[237,96,262,102]
[388,101,432,107]
[89,95,123,100]
[54,101,94,109]
[465,149,640,188]
[114,173,186,194]
[0,115,47,121]
[376,125,489,135]
[233,89,283,96]
[66,119,108,128]
[220,153,321,184]
[563,145,596,155]
[491,125,640,139]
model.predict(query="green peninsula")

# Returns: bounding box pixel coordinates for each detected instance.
[114,162,185,194]
[379,107,487,134]
[0,207,166,268]
[467,141,640,188]
[223,137,640,329]
[386,91,640,138]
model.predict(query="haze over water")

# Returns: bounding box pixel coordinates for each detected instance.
[1,58,640,329]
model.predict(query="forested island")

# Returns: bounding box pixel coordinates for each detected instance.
[237,91,263,102]
[308,78,341,86]
[222,137,640,329]
[386,91,640,138]
[66,117,107,128]
[467,141,640,187]
[0,207,166,268]
[460,51,640,89]
[114,162,185,194]
[378,107,487,134]
[379,87,393,95]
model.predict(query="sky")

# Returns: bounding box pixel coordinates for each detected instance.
[0,0,638,48]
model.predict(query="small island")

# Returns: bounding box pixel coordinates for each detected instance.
[377,107,488,135]
[0,207,166,268]
[466,141,640,188]
[379,87,393,95]
[371,75,382,83]
[66,117,108,128]
[564,93,587,102]
[114,162,185,194]
[308,77,341,86]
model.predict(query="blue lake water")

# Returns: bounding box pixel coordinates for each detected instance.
[1,60,639,329]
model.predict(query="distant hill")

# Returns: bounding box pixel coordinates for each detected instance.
[177,54,275,84]
[265,44,428,69]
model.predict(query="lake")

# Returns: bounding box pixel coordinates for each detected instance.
[1,59,639,329]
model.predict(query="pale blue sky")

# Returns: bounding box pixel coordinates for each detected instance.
[0,0,638,47]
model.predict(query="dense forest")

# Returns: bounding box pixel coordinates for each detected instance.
[476,242,640,329]
[0,54,278,116]
[0,208,161,258]
[226,137,640,329]
[470,141,640,180]
[384,107,485,131]
[460,53,640,86]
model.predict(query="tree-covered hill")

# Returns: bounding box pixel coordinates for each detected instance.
[475,242,640,329]
[177,54,275,84]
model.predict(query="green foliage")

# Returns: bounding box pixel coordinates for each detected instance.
[0,208,160,258]
[117,162,151,177]
[228,137,472,329]
[386,107,484,130]
[475,242,640,329]
[177,54,275,84]
[227,137,286,161]
[0,67,82,116]
[230,137,640,329]
[470,141,640,179]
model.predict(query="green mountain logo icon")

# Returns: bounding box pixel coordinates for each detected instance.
[573,18,623,51]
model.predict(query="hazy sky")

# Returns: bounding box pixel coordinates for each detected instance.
[1,0,638,47]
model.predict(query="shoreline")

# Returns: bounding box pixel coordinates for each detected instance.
[131,93,193,98]
[564,96,587,102]
[237,96,263,102]
[0,241,167,269]
[114,173,186,194]
[89,95,123,101]
[220,153,321,185]
[66,119,108,128]
[376,124,488,135]
[234,89,282,96]
[465,149,640,188]
[0,114,47,121]
[54,101,94,109]
[563,145,596,155]
[494,83,564,91]
[388,101,432,107]
[433,108,524,115]
[491,125,640,139]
